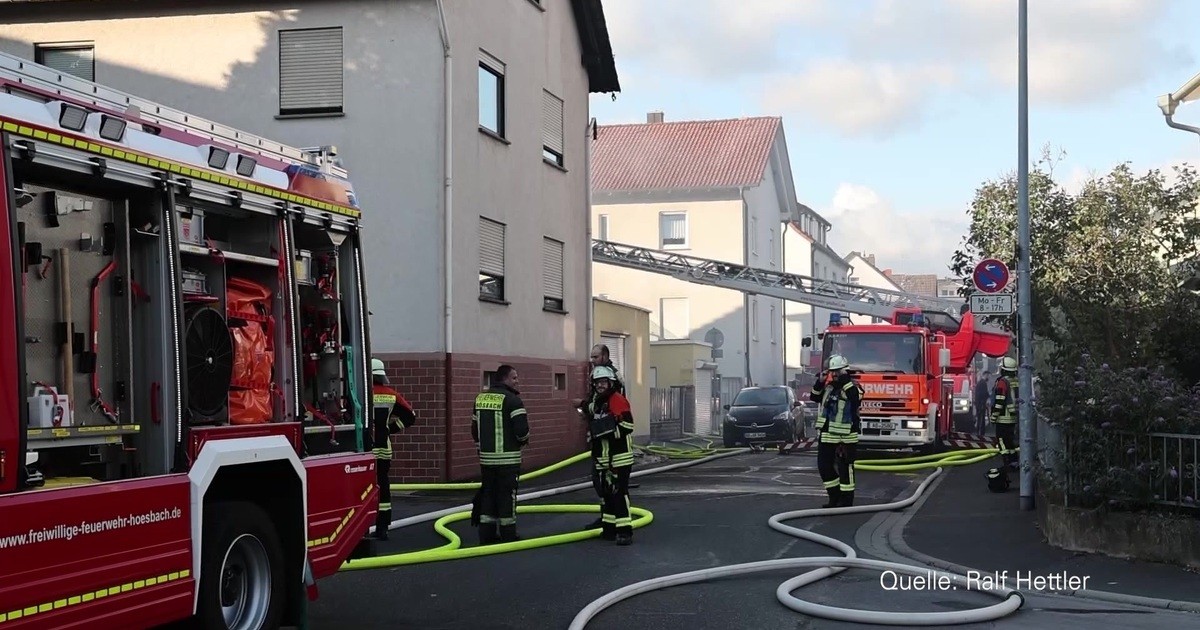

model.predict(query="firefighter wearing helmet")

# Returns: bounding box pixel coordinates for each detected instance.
[991,357,1019,470]
[371,358,417,540]
[585,365,636,545]
[809,354,863,508]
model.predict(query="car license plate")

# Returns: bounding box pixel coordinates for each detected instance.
[744,432,767,438]
[869,422,896,430]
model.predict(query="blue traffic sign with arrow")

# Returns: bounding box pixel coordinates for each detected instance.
[973,258,1010,294]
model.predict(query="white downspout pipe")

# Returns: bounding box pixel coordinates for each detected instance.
[436,0,452,357]
[436,0,454,479]
[586,118,595,349]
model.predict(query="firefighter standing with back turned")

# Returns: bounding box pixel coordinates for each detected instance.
[809,355,863,508]
[371,358,417,541]
[586,365,636,545]
[991,357,1019,470]
[472,365,530,545]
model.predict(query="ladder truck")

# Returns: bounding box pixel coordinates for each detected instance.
[591,240,1011,452]
[0,52,379,629]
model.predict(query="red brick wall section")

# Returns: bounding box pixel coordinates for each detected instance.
[383,355,589,483]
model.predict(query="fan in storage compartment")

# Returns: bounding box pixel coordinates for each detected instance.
[184,306,234,420]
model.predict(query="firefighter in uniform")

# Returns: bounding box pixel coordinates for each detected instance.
[809,355,863,508]
[472,365,529,545]
[371,358,417,541]
[585,365,636,545]
[579,345,625,532]
[991,357,1019,470]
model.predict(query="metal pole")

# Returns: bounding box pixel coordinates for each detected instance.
[1017,0,1036,511]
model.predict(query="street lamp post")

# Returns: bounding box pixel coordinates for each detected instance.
[1016,0,1036,512]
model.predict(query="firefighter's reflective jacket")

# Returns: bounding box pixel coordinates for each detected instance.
[991,377,1018,424]
[588,391,635,469]
[372,385,416,460]
[472,384,529,467]
[811,374,863,444]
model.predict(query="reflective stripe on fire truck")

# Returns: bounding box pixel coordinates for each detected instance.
[0,119,360,219]
[0,569,192,625]
[306,483,374,549]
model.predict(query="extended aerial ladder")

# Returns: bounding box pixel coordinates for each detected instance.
[591,239,973,325]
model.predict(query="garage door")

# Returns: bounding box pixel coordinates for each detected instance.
[694,368,714,435]
[600,333,626,378]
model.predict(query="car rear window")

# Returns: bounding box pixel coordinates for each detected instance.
[733,388,788,406]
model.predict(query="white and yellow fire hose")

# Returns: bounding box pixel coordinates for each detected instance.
[340,442,1025,627]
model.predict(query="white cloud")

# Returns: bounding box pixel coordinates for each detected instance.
[763,60,956,137]
[756,0,1191,136]
[846,0,1187,106]
[601,0,830,79]
[820,184,967,276]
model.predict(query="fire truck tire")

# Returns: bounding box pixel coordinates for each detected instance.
[197,500,286,630]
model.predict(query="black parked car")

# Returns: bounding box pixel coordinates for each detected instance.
[721,386,804,448]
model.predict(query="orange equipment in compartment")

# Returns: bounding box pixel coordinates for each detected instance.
[226,276,275,424]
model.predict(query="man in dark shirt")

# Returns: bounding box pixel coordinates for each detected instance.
[974,370,991,436]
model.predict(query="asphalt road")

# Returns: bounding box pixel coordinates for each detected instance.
[308,450,1200,629]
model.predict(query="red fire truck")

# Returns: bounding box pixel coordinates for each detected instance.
[820,307,1009,452]
[589,240,1013,453]
[0,53,378,628]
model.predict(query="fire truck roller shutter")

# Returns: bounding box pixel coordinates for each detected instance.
[188,435,307,628]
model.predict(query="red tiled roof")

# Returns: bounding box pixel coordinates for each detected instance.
[591,117,782,192]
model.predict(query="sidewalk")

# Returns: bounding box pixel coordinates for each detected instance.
[900,462,1200,609]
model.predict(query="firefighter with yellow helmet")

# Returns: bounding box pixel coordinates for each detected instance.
[991,356,1020,470]
[809,354,863,508]
[371,358,417,540]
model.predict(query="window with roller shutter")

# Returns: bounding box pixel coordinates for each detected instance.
[542,90,564,166]
[278,27,343,116]
[600,333,626,378]
[479,217,506,301]
[35,43,94,82]
[542,237,564,311]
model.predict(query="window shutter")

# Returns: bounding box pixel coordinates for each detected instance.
[38,47,94,81]
[279,28,343,113]
[542,237,564,300]
[601,334,626,376]
[541,90,564,154]
[479,218,505,276]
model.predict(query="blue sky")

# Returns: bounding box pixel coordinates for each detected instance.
[588,0,1200,275]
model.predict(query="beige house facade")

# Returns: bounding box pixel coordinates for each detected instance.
[0,0,621,482]
[591,113,801,402]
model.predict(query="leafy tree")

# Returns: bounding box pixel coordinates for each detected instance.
[955,153,1200,511]
[950,152,1200,379]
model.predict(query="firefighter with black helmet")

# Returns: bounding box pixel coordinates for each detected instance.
[991,357,1019,470]
[371,358,417,541]
[586,365,636,545]
[809,354,863,508]
[472,365,529,545]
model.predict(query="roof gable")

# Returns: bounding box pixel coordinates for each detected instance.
[591,116,782,192]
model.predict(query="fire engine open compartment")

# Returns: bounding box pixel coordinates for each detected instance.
[13,172,142,484]
[293,219,366,455]
[175,201,288,429]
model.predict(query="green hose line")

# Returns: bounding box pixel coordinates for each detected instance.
[343,345,364,452]
[340,504,653,571]
[853,446,1018,472]
[390,452,592,492]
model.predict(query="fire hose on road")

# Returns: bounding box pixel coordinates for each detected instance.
[342,444,1025,627]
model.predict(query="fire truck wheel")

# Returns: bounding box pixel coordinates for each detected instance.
[197,500,286,630]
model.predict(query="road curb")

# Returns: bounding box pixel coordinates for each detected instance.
[885,467,1200,614]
